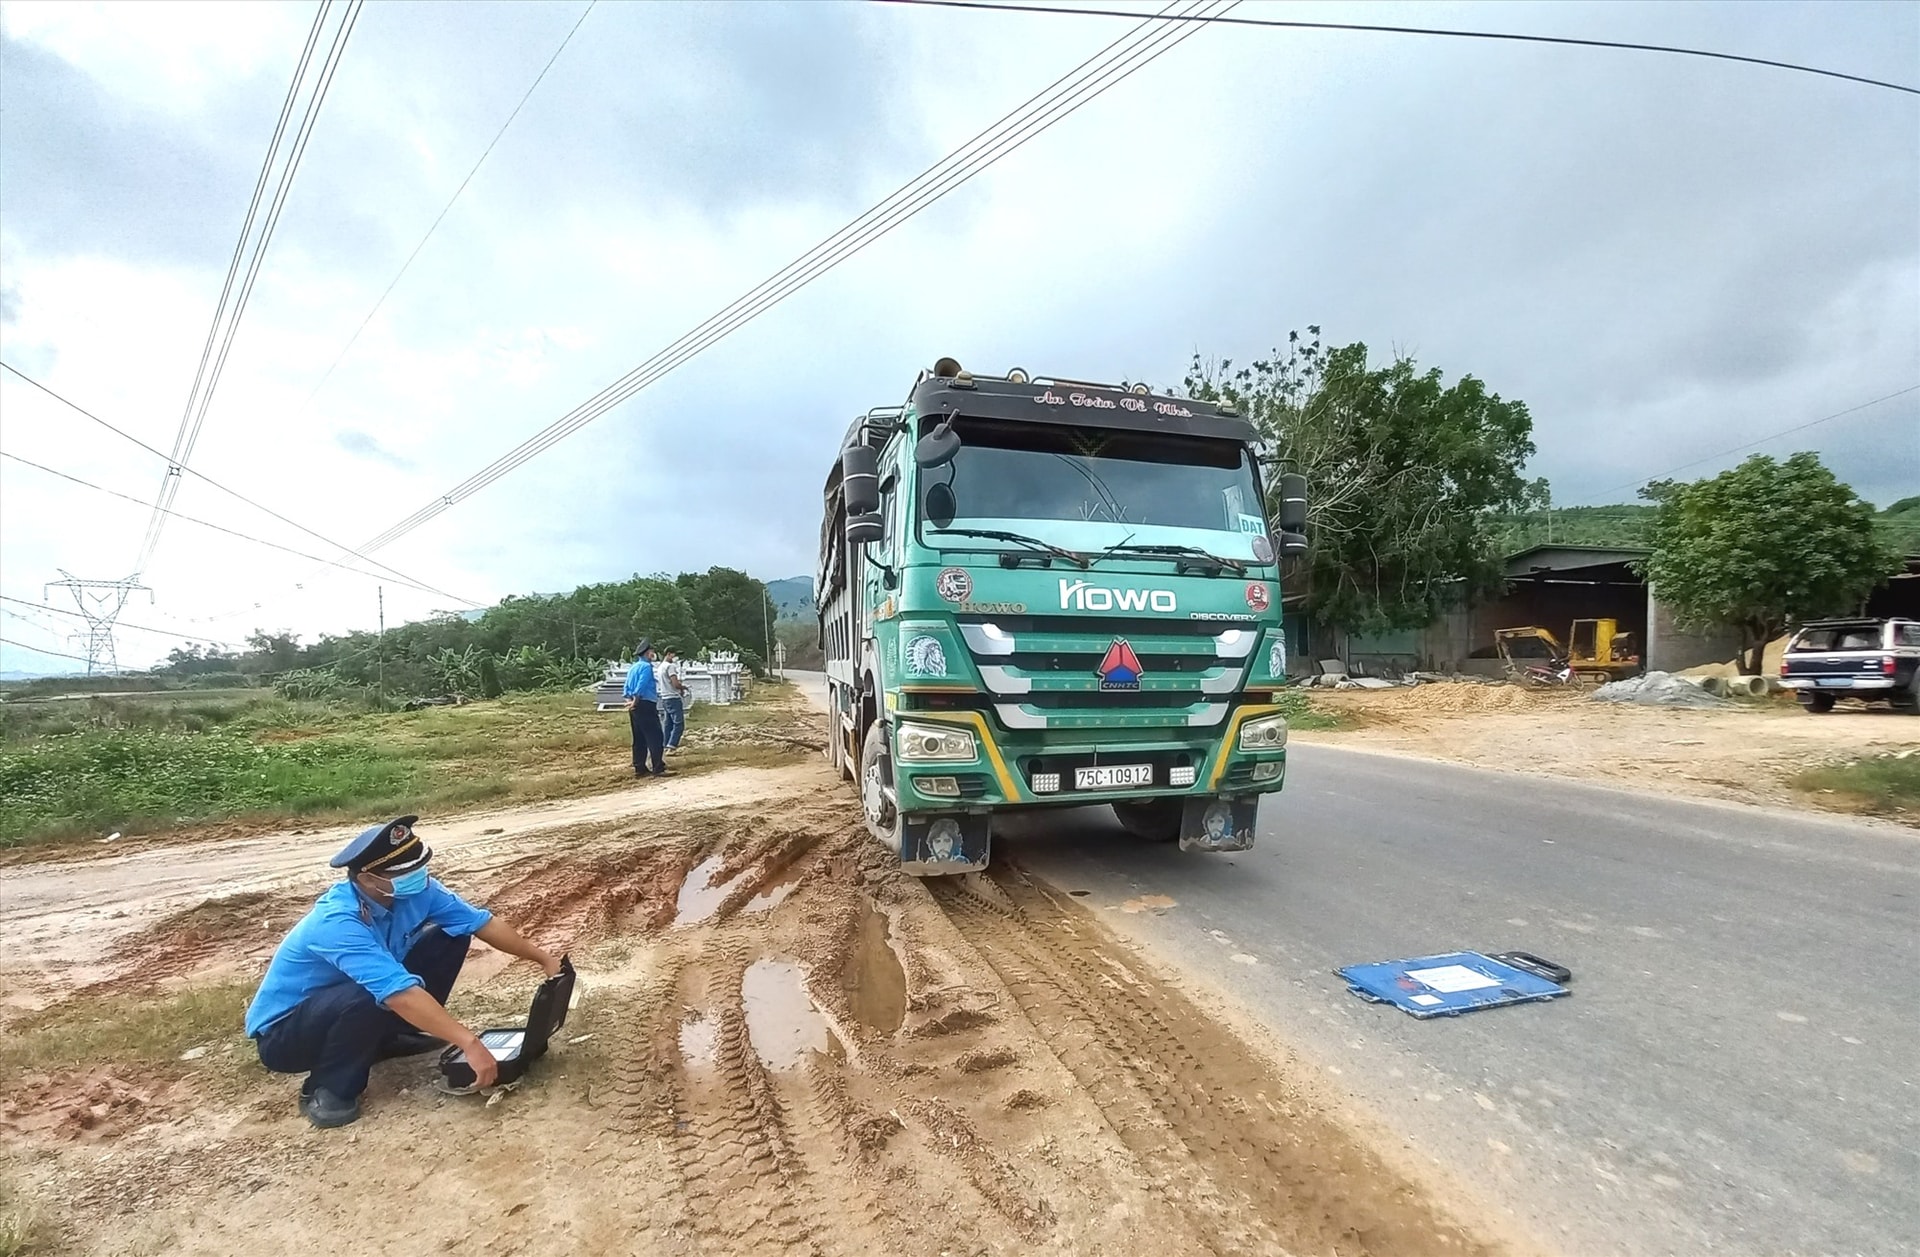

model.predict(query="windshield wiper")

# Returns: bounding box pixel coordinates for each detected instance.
[1098,542,1247,575]
[928,527,1091,569]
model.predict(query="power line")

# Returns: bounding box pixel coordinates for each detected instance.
[315,0,1232,565]
[298,0,597,413]
[1572,383,1920,505]
[132,1,333,576]
[0,635,97,667]
[135,0,366,577]
[872,0,1920,96]
[0,449,458,602]
[0,597,243,648]
[0,361,480,608]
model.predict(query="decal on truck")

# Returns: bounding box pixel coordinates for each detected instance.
[906,635,948,677]
[935,568,972,602]
[1058,578,1177,613]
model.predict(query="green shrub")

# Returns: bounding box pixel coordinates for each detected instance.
[0,729,415,845]
[1270,687,1343,731]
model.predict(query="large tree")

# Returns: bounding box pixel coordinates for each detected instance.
[677,567,777,661]
[631,577,700,655]
[1185,330,1543,632]
[1641,452,1898,674]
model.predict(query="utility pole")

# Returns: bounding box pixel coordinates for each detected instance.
[377,585,385,692]
[762,585,773,676]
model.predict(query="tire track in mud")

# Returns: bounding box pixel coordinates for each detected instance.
[933,870,1505,1257]
[930,876,1273,1257]
[640,936,845,1257]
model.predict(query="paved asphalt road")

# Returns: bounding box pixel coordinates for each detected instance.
[995,745,1920,1257]
[786,674,1917,1254]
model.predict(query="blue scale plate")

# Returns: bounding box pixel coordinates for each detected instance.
[1339,950,1569,1018]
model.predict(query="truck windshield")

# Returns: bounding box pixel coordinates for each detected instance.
[919,418,1267,557]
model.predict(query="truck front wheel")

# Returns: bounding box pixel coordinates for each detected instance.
[1113,798,1182,843]
[859,719,902,852]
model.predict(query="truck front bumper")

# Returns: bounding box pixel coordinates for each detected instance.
[889,706,1289,814]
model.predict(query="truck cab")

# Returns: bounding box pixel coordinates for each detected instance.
[818,360,1308,875]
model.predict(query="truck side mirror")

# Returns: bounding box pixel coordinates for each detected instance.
[848,512,884,545]
[1277,474,1308,532]
[916,419,960,469]
[1279,531,1308,557]
[842,445,880,516]
[924,482,956,529]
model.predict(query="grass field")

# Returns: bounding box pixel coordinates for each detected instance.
[1793,751,1920,819]
[0,682,802,848]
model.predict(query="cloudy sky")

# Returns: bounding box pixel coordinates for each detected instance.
[2,0,1914,672]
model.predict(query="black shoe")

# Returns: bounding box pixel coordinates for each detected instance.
[379,1030,445,1060]
[652,768,673,777]
[303,1087,361,1129]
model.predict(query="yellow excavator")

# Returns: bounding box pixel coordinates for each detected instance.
[1495,619,1641,684]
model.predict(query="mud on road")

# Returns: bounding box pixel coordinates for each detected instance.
[1,756,1523,1256]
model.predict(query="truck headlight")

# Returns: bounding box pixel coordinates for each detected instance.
[1237,714,1289,752]
[895,722,977,762]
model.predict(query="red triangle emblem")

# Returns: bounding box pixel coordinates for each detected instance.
[1097,639,1142,689]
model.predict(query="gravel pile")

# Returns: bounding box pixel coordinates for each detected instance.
[1590,671,1730,708]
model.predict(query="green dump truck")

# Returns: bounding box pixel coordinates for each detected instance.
[817,359,1308,875]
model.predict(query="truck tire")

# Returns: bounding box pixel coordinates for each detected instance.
[828,705,852,780]
[1113,798,1182,843]
[1802,692,1837,714]
[859,718,902,852]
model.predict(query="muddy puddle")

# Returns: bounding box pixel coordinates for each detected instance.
[743,857,810,913]
[844,898,907,1036]
[679,1011,718,1071]
[673,854,751,928]
[742,958,835,1069]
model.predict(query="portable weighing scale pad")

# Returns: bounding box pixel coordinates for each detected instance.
[438,955,575,1090]
[1338,950,1570,1018]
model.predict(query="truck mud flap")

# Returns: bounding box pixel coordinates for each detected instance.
[900,812,990,876]
[1179,795,1258,853]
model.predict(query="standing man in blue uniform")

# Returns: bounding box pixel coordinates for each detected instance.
[625,638,668,778]
[245,815,563,1128]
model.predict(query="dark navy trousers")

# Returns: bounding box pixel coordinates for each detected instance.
[254,925,470,1100]
[630,698,665,774]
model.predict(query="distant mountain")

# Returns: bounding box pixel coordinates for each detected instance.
[767,576,814,620]
[0,667,83,682]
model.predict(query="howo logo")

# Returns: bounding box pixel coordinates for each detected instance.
[1058,578,1177,613]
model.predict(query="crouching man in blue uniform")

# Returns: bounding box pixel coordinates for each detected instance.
[245,815,563,1129]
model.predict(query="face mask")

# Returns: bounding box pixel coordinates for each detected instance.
[387,867,430,897]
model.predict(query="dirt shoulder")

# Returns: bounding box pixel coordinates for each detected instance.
[1294,683,1918,822]
[1,755,1534,1256]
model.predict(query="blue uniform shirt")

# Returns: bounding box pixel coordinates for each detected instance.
[623,658,658,702]
[244,878,492,1036]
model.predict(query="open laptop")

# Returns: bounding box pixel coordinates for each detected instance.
[437,955,576,1091]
